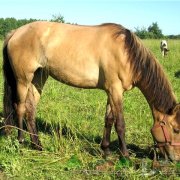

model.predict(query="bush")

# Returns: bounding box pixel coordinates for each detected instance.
[135,22,164,39]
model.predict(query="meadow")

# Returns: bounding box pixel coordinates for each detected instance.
[0,39,180,179]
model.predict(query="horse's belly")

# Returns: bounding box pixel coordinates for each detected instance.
[49,65,99,88]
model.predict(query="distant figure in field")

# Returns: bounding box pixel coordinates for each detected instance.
[160,40,169,57]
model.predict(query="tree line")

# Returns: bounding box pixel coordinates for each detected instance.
[0,17,179,39]
[0,15,65,39]
[135,22,180,39]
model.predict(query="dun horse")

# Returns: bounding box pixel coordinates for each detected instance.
[2,22,180,161]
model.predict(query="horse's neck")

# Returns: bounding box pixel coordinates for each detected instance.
[125,30,176,115]
[136,74,176,115]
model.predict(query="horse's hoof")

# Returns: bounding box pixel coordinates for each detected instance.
[18,138,25,144]
[32,143,43,151]
[0,128,6,136]
[0,127,12,136]
[152,160,160,169]
[102,148,112,159]
[119,151,129,158]
[36,146,43,151]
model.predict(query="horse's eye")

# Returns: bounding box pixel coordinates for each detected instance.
[160,121,166,126]
[174,128,180,134]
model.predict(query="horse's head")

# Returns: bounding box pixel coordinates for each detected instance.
[151,104,180,162]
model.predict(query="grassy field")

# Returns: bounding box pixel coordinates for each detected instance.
[0,39,180,179]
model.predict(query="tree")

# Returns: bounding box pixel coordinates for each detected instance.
[135,22,164,39]
[0,18,38,39]
[135,27,149,39]
[147,22,163,39]
[51,14,65,23]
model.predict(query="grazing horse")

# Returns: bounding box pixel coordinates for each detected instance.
[160,40,169,57]
[2,22,180,161]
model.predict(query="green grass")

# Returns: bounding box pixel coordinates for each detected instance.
[0,39,180,179]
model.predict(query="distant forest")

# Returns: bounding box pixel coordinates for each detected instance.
[0,17,179,39]
[0,15,65,39]
[134,22,180,39]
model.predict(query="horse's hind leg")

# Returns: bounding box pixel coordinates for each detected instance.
[25,84,42,150]
[16,68,45,145]
[101,99,114,156]
[16,82,31,143]
[25,68,48,150]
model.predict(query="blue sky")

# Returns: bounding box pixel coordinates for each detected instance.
[0,0,180,35]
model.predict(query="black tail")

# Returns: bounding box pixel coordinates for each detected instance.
[1,30,17,134]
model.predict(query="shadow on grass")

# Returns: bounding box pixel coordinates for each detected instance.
[36,119,155,160]
[0,115,73,139]
[83,138,154,160]
[36,117,74,139]
[32,119,154,160]
[0,115,155,160]
[175,70,180,78]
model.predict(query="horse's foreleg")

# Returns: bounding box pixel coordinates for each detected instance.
[162,50,165,57]
[108,84,129,157]
[101,101,114,156]
[114,109,129,157]
[25,85,42,150]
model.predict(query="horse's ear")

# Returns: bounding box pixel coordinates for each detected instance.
[172,103,180,114]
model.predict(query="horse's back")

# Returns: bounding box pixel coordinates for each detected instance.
[6,21,129,89]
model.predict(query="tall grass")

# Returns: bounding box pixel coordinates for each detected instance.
[0,39,180,179]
